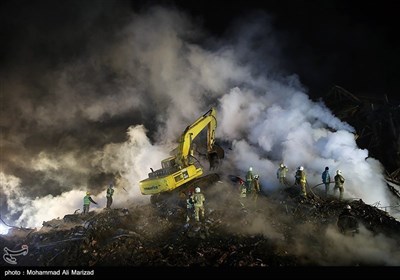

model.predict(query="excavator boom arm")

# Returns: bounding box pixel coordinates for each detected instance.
[176,108,217,166]
[139,107,223,196]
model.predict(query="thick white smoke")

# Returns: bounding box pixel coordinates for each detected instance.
[0,5,395,237]
[218,85,389,209]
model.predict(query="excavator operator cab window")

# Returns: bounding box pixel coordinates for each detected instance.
[161,157,176,169]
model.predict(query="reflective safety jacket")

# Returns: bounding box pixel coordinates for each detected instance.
[106,187,114,197]
[240,182,247,197]
[334,174,345,187]
[295,170,307,184]
[186,196,194,209]
[83,195,97,205]
[277,166,288,178]
[83,195,91,205]
[246,170,254,183]
[193,193,205,207]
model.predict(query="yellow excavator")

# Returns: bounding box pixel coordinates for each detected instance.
[139,107,224,203]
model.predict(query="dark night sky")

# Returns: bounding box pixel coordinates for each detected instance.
[174,0,400,100]
[2,0,399,101]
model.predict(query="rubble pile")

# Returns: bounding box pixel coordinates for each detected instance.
[1,181,400,267]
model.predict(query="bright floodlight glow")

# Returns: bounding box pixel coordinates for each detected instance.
[0,224,9,235]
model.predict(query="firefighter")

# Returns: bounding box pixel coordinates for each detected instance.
[277,163,288,186]
[252,174,261,203]
[186,191,195,222]
[245,166,254,194]
[337,205,359,235]
[334,170,345,200]
[239,179,247,199]
[106,183,114,209]
[321,166,331,197]
[237,178,247,209]
[295,166,307,197]
[193,187,205,222]
[83,191,97,214]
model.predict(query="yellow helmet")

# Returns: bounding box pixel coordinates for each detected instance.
[86,191,90,195]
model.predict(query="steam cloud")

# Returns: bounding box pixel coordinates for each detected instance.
[0,1,398,265]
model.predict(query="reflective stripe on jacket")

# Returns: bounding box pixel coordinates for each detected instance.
[193,193,205,207]
[83,195,91,205]
[335,175,345,187]
[106,188,114,197]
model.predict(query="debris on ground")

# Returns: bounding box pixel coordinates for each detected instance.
[1,178,400,267]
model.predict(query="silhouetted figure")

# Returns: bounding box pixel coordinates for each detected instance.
[106,184,114,209]
[334,170,345,200]
[337,205,359,236]
[321,166,331,196]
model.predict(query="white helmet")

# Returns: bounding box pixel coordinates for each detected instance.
[337,170,341,175]
[345,205,351,210]
[195,187,200,193]
[280,163,284,168]
[299,166,304,171]
[249,167,253,171]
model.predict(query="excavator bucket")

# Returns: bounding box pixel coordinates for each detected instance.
[208,143,224,170]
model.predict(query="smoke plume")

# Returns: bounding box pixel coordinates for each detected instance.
[0,1,397,264]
